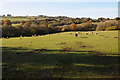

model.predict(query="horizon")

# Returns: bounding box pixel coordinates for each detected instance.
[0,14,117,19]
[0,2,118,19]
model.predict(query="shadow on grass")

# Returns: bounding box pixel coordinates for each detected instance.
[2,47,120,79]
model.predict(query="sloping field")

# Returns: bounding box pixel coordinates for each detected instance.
[1,31,119,79]
[0,17,29,21]
[2,31,118,54]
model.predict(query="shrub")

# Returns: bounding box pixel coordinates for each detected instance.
[96,20,118,31]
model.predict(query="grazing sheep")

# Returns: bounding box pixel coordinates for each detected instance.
[47,34,50,35]
[20,35,22,39]
[32,34,36,37]
[20,35,22,37]
[70,33,72,35]
[34,34,37,36]
[91,32,94,34]
[95,32,98,35]
[6,37,9,39]
[75,33,79,37]
[85,33,88,35]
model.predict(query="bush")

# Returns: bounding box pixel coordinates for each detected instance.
[96,20,118,31]
[76,23,97,31]
[106,26,118,30]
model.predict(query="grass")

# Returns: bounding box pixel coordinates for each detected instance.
[1,31,119,79]
[2,31,118,54]
[0,17,29,21]
[12,23,22,27]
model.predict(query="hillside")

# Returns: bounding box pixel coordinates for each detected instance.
[1,31,119,78]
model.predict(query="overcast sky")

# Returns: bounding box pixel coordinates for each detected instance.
[0,0,119,19]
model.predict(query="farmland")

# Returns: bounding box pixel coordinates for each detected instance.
[1,31,119,79]
[0,17,30,21]
[1,2,120,79]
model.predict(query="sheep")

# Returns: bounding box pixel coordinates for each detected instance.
[20,35,22,37]
[95,32,98,35]
[69,33,73,35]
[85,32,88,35]
[32,34,37,37]
[20,35,23,39]
[6,37,9,39]
[91,32,94,34]
[34,34,37,36]
[47,34,50,35]
[75,33,79,37]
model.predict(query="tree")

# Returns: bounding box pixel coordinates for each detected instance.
[69,23,76,30]
[82,18,91,23]
[96,20,118,31]
[114,17,120,20]
[3,19,12,26]
[24,22,31,27]
[1,20,4,25]
[7,14,12,17]
[2,15,5,17]
[81,23,97,31]
[106,26,118,30]
[98,18,105,21]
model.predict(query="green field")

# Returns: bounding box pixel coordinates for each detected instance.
[0,17,29,21]
[12,23,22,27]
[1,31,119,79]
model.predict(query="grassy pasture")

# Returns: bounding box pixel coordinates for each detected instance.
[12,23,22,27]
[0,17,29,21]
[1,31,119,79]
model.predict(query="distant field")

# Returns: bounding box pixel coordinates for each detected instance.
[1,31,119,79]
[0,17,29,21]
[12,23,22,26]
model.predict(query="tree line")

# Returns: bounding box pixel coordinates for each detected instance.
[1,16,120,38]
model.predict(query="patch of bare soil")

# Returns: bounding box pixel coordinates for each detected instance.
[56,42,66,45]
[76,42,93,48]
[80,37,88,38]
[76,42,84,45]
[104,36,109,38]
[114,37,118,38]
[80,45,93,48]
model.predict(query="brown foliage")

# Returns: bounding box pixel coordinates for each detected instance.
[3,19,12,26]
[69,23,76,30]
